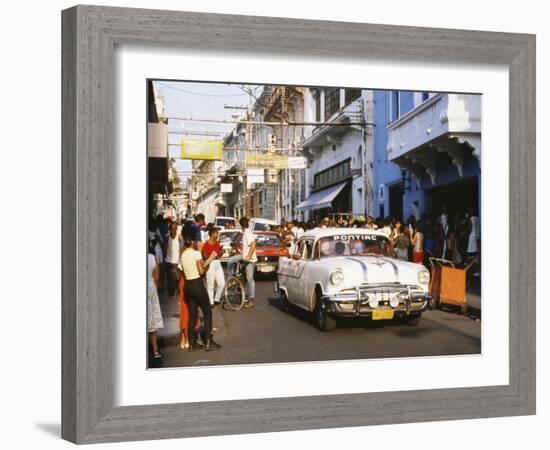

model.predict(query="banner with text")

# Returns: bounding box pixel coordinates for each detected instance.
[245,153,288,170]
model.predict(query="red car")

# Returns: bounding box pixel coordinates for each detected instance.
[231,231,290,275]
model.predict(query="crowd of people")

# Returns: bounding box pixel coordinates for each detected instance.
[269,206,481,269]
[146,206,480,360]
[147,213,258,359]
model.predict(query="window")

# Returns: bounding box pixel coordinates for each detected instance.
[312,89,321,122]
[255,233,283,247]
[304,240,314,260]
[344,89,361,106]
[392,92,400,121]
[422,92,429,102]
[324,88,340,120]
[295,239,306,257]
[318,234,393,258]
[313,159,351,190]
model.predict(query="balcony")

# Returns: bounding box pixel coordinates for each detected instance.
[302,100,363,150]
[386,94,481,185]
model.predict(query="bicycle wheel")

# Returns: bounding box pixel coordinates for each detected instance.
[223,276,245,311]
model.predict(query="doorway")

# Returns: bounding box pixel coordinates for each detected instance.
[429,176,479,220]
[389,184,404,222]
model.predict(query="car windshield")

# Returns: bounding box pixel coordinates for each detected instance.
[253,222,272,231]
[215,218,235,227]
[317,234,393,258]
[255,234,283,247]
[219,231,239,243]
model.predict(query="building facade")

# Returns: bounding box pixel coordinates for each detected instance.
[298,87,375,222]
[191,158,225,223]
[373,91,481,223]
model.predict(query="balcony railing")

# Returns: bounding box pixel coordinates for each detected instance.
[386,93,481,161]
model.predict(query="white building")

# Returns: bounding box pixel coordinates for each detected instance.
[191,158,224,223]
[298,88,375,222]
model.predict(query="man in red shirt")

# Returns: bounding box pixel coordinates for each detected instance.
[202,227,225,306]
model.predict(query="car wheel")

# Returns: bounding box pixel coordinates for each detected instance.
[313,288,337,332]
[403,314,421,327]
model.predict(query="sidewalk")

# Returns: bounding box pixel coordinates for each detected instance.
[156,289,227,348]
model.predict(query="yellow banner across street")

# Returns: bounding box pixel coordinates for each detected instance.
[180,139,223,161]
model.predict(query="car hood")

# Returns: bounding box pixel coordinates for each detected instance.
[327,255,426,289]
[257,246,289,256]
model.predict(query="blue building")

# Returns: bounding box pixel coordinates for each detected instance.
[372,90,481,223]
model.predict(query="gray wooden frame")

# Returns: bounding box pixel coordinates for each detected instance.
[62,5,536,444]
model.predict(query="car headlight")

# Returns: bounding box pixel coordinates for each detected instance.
[418,269,430,284]
[368,296,379,308]
[330,270,344,285]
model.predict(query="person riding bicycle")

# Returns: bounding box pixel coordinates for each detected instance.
[227,217,257,308]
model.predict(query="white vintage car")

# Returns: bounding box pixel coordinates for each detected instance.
[276,228,432,331]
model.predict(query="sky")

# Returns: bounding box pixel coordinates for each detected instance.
[152,80,262,182]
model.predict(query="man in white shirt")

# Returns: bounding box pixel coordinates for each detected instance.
[437,206,449,258]
[240,217,257,308]
[165,221,182,297]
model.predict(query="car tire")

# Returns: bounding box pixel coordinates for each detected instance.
[403,314,421,327]
[313,288,337,332]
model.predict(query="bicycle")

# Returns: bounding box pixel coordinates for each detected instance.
[222,259,249,311]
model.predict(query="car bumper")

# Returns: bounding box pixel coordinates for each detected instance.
[321,287,432,318]
[255,262,278,273]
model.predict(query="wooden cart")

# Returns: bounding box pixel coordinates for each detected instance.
[429,258,474,314]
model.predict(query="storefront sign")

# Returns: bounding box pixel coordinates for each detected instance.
[266,169,278,183]
[220,183,233,193]
[246,169,264,188]
[180,139,223,161]
[288,156,307,169]
[245,153,288,169]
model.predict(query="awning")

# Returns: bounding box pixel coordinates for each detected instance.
[296,181,347,211]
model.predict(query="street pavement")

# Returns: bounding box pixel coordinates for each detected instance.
[150,274,481,369]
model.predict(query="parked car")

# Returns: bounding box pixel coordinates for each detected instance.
[218,229,240,264]
[249,218,278,232]
[214,216,238,230]
[231,231,290,275]
[276,228,432,331]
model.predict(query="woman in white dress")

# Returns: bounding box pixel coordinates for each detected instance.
[148,245,164,359]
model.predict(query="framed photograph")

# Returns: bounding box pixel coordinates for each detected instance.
[62,5,535,444]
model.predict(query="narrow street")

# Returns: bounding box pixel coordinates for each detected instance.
[152,275,481,369]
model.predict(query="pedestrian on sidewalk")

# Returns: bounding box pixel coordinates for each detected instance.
[165,221,182,297]
[411,223,424,264]
[179,235,220,351]
[202,227,225,306]
[147,243,164,359]
[393,225,410,261]
[240,217,257,308]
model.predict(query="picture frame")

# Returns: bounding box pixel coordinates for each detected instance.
[61,5,536,444]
